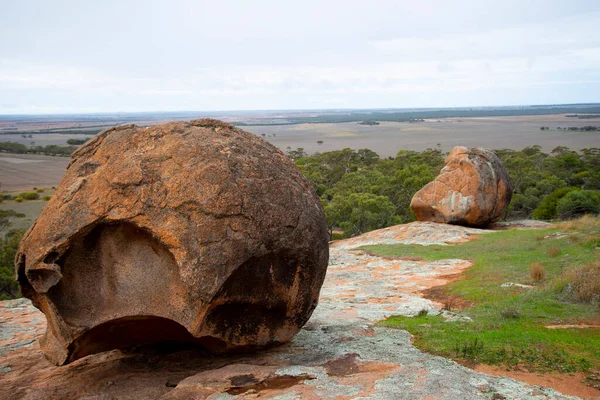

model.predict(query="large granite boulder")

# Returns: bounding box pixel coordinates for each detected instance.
[410,146,512,227]
[14,119,329,365]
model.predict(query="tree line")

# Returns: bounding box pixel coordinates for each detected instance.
[289,145,600,239]
[0,138,88,156]
[0,141,76,156]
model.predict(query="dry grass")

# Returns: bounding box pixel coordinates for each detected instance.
[546,246,562,257]
[500,303,522,319]
[530,262,546,282]
[559,215,600,232]
[442,297,456,311]
[563,261,600,304]
[584,235,600,249]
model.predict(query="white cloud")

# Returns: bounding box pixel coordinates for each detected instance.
[1,2,599,112]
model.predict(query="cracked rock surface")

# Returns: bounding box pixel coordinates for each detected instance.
[410,146,513,227]
[1,222,578,399]
[14,119,329,365]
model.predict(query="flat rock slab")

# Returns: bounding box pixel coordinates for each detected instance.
[0,222,577,399]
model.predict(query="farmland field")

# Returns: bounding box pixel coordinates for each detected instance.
[1,114,598,193]
[0,153,68,191]
[247,114,600,157]
[0,133,95,147]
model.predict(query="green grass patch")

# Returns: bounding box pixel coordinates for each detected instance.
[366,218,600,373]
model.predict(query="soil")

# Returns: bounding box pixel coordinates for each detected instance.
[420,273,473,311]
[474,364,600,399]
[545,324,600,330]
[421,269,600,398]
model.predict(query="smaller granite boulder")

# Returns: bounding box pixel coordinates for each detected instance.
[410,146,512,227]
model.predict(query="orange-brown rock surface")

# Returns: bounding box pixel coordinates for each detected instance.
[14,119,329,366]
[410,146,512,227]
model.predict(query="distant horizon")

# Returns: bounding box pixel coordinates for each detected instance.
[1,102,600,117]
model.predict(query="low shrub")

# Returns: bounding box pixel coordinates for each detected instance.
[500,304,522,319]
[442,298,456,311]
[583,236,600,249]
[530,262,546,282]
[417,308,429,317]
[453,337,484,359]
[66,138,89,145]
[557,190,600,220]
[42,195,51,201]
[18,192,39,200]
[36,188,44,193]
[563,261,600,304]
[546,247,561,257]
[532,187,579,220]
[14,197,23,203]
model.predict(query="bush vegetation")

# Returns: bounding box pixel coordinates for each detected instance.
[0,141,76,156]
[0,229,24,300]
[66,138,89,145]
[562,261,600,304]
[556,190,600,220]
[290,145,600,238]
[529,262,546,281]
[531,187,579,220]
[0,210,26,299]
[18,192,40,200]
[0,210,25,234]
[546,246,561,257]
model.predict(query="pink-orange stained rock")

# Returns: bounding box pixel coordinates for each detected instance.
[410,146,512,227]
[15,119,329,365]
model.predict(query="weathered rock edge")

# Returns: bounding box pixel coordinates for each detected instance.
[410,146,513,227]
[14,118,329,365]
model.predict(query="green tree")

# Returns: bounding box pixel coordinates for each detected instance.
[325,193,399,238]
[66,138,89,145]
[286,147,307,160]
[532,187,579,220]
[0,209,25,234]
[18,192,40,200]
[0,229,24,299]
[556,190,600,220]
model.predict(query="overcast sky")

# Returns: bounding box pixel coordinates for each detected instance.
[1,0,599,114]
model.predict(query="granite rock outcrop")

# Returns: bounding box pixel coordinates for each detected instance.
[15,119,329,365]
[410,146,512,227]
